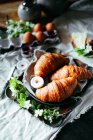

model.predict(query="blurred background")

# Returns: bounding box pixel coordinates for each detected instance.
[0,0,77,27]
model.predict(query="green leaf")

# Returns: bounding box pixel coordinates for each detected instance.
[20,93,27,100]
[19,87,26,94]
[17,92,28,108]
[42,108,60,123]
[31,104,36,110]
[9,77,29,108]
[74,44,93,57]
[6,20,34,38]
[74,48,85,55]
[37,104,41,110]
[10,78,17,89]
[17,98,26,107]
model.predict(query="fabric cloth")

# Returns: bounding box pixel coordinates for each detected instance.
[0,0,93,140]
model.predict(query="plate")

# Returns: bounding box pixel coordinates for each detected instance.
[23,49,89,106]
[5,83,79,107]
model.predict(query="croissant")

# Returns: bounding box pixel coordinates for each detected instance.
[36,77,77,102]
[51,65,92,81]
[34,53,69,78]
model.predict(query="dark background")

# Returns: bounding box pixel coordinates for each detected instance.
[0,0,21,3]
[56,107,93,140]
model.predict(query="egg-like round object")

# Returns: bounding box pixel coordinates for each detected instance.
[46,22,55,32]
[33,23,43,32]
[30,76,44,89]
[23,32,35,44]
[17,59,29,71]
[35,31,45,42]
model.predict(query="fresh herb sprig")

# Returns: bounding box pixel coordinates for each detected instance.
[74,44,93,57]
[9,77,31,109]
[6,20,34,38]
[9,77,61,124]
[43,108,60,123]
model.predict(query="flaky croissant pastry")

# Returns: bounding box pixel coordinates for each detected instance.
[36,77,77,102]
[34,53,69,78]
[51,65,92,81]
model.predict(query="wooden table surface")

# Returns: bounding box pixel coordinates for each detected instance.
[0,1,21,27]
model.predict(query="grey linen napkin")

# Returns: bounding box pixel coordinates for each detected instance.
[0,50,93,140]
[0,50,59,140]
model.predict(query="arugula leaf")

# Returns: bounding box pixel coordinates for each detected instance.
[20,93,27,100]
[9,77,30,109]
[31,104,36,110]
[37,104,41,110]
[19,87,27,95]
[74,44,93,57]
[74,48,85,55]
[17,93,27,108]
[10,77,23,90]
[17,98,26,107]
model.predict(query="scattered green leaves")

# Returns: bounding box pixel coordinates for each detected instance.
[9,77,30,109]
[10,77,23,90]
[9,77,61,124]
[6,20,34,38]
[74,44,93,57]
[43,108,60,123]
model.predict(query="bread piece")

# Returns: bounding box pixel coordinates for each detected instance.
[51,65,92,81]
[36,77,77,102]
[71,32,88,49]
[34,53,69,78]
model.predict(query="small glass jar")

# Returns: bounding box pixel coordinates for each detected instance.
[21,43,33,58]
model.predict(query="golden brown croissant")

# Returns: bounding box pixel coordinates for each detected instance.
[34,53,69,78]
[36,77,77,102]
[51,65,92,81]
